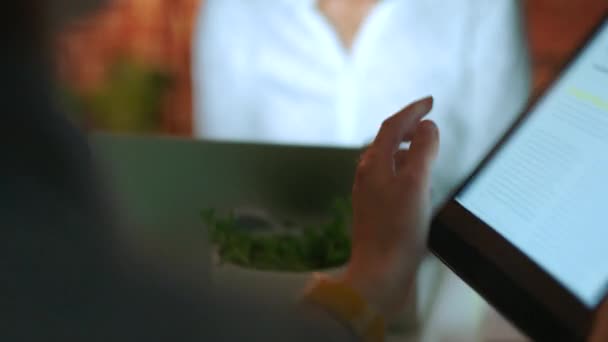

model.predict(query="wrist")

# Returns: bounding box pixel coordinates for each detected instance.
[302,273,386,342]
[341,256,420,318]
[340,266,392,317]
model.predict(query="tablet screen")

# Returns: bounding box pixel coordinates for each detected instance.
[456,19,608,308]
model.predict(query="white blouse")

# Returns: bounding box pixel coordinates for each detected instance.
[193,0,531,205]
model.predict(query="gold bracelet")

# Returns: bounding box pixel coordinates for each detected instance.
[302,273,385,342]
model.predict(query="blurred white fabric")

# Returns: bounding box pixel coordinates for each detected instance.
[193,0,531,205]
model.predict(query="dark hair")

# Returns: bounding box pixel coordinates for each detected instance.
[0,2,50,59]
[0,3,122,340]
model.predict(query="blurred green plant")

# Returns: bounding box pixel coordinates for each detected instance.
[62,59,172,133]
[202,198,352,272]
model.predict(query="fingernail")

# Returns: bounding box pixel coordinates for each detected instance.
[421,120,439,141]
[425,120,438,135]
[413,96,434,116]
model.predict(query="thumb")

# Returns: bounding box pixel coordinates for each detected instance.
[399,120,439,185]
[590,300,608,342]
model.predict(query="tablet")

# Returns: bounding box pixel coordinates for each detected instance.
[429,14,608,341]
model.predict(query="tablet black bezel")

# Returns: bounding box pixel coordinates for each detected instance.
[429,13,608,341]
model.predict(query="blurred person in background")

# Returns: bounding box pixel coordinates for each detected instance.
[193,0,531,206]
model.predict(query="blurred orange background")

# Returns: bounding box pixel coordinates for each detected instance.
[56,0,201,135]
[55,0,608,136]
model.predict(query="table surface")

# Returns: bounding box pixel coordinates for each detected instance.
[389,265,529,342]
